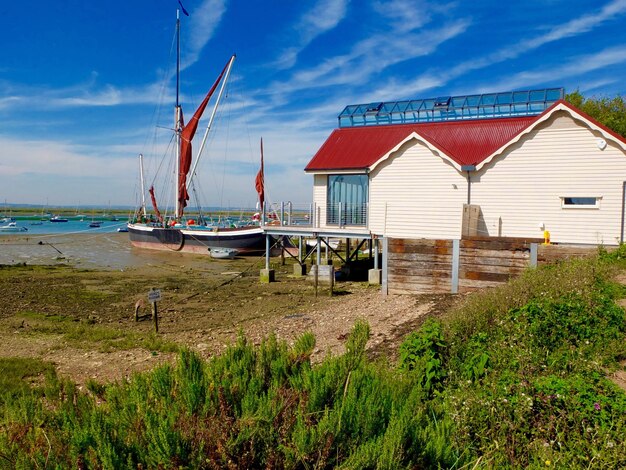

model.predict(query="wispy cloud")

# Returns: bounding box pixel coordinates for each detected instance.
[182,0,228,69]
[274,0,350,70]
[376,0,626,99]
[476,45,626,93]
[0,79,171,111]
[0,137,136,178]
[266,3,468,98]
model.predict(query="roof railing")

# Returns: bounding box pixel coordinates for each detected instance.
[338,88,564,128]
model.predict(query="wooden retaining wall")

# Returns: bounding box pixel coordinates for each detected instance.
[387,237,597,295]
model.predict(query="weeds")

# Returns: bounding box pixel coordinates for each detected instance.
[1,249,625,467]
[7,312,179,353]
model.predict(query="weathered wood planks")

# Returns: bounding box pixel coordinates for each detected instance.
[387,237,597,294]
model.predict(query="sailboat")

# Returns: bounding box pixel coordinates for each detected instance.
[127,11,267,255]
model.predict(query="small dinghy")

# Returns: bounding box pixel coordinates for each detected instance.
[208,247,238,259]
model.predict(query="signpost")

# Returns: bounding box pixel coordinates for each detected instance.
[148,289,162,303]
[148,288,161,333]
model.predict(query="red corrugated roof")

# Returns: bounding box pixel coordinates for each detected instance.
[305,115,537,171]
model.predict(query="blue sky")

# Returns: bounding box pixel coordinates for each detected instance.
[1,0,625,209]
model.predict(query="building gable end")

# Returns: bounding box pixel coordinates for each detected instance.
[369,131,462,173]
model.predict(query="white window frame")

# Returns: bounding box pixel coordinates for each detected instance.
[560,196,601,209]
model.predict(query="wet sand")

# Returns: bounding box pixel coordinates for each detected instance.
[0,233,247,271]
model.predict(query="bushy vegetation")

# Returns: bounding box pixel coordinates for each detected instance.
[1,248,625,468]
[566,91,626,138]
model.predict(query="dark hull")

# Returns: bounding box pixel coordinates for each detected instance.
[127,224,267,255]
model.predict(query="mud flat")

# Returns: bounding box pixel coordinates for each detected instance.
[0,238,458,386]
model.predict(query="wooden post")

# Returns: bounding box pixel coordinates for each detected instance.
[529,243,538,267]
[374,239,379,269]
[329,265,334,296]
[280,236,285,266]
[148,288,161,333]
[315,237,321,297]
[382,237,388,296]
[451,239,460,294]
[152,300,159,333]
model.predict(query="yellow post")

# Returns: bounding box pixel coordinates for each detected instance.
[543,230,551,245]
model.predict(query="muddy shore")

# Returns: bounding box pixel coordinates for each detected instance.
[0,234,460,386]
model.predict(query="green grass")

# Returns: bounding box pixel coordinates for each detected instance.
[0,357,56,403]
[0,247,625,468]
[12,311,179,353]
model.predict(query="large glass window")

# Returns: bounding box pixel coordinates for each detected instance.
[327,174,368,226]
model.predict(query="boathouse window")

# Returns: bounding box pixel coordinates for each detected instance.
[327,174,368,226]
[561,196,601,209]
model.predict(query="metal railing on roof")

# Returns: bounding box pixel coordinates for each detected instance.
[338,88,564,128]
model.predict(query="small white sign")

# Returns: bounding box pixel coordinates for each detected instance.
[148,289,162,303]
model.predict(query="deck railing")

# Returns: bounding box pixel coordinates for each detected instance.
[261,202,368,229]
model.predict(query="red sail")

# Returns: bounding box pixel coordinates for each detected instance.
[148,186,163,224]
[255,138,265,210]
[178,59,231,215]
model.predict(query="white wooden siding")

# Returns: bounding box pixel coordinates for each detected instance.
[369,139,467,238]
[312,174,328,228]
[472,112,626,245]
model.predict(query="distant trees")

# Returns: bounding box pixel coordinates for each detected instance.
[566,90,626,138]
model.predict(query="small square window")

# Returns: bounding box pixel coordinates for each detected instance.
[561,197,600,209]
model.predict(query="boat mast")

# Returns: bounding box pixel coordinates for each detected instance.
[174,9,182,220]
[139,153,147,217]
[187,54,236,191]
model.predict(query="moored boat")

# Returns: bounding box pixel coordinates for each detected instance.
[208,247,239,259]
[0,222,28,232]
[127,11,267,255]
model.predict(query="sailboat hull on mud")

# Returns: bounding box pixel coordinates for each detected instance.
[127,14,269,257]
[127,224,266,255]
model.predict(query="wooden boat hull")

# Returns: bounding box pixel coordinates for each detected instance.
[127,223,267,255]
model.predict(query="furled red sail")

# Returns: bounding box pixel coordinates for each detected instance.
[148,186,163,224]
[255,138,265,210]
[177,59,231,215]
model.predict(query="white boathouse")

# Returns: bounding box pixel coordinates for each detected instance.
[304,89,626,246]
[263,88,626,293]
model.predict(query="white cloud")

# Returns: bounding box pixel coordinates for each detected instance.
[267,18,469,98]
[387,0,626,97]
[476,45,626,93]
[274,0,350,70]
[0,138,136,179]
[371,0,433,32]
[182,0,228,70]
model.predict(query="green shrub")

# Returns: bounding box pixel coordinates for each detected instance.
[399,319,447,394]
[1,251,625,468]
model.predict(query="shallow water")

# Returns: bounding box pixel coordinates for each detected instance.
[0,233,234,271]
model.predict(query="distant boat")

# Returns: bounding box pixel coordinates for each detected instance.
[89,221,101,228]
[209,247,238,259]
[0,222,27,232]
[306,238,340,250]
[117,226,129,233]
[50,216,68,222]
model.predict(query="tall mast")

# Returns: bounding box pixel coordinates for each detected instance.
[187,54,236,190]
[139,153,147,217]
[174,9,182,219]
